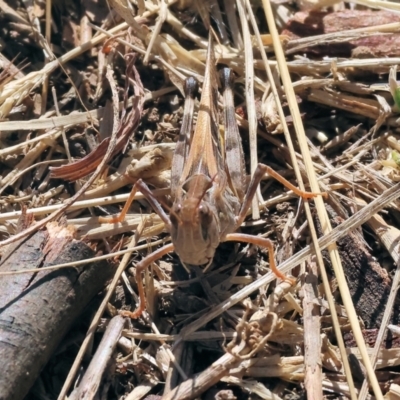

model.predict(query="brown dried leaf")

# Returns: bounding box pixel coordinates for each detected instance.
[283,10,400,57]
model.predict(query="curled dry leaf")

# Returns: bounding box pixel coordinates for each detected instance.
[82,144,175,199]
[50,57,145,181]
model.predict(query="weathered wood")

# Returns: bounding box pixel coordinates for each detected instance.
[315,207,400,329]
[0,222,112,400]
[302,258,323,400]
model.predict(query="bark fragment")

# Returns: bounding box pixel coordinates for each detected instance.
[0,223,112,400]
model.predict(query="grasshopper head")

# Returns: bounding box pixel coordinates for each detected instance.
[170,174,220,266]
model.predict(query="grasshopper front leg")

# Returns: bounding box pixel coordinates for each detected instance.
[224,233,294,284]
[121,243,174,319]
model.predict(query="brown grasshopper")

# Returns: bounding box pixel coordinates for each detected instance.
[100,36,324,318]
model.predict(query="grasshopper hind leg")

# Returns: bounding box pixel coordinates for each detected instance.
[223,233,295,284]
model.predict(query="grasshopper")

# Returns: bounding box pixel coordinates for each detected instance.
[100,35,324,318]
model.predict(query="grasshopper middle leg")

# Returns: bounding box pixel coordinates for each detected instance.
[235,163,326,228]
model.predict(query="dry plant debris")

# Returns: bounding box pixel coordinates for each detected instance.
[1,0,400,399]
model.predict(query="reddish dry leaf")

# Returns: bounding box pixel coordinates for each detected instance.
[283,10,400,57]
[50,57,144,181]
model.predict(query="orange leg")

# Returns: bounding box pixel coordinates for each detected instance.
[263,165,326,200]
[98,181,141,224]
[99,179,171,228]
[236,163,326,228]
[224,233,295,284]
[121,243,174,319]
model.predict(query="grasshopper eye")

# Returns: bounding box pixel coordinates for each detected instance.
[174,205,182,218]
[170,204,182,227]
[199,205,213,241]
[199,205,210,217]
